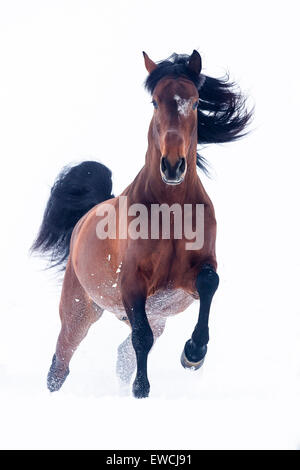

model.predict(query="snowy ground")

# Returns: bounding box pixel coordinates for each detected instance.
[0,0,299,450]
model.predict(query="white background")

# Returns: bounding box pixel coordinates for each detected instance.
[0,0,299,450]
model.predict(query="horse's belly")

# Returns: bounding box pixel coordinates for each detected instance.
[145,288,195,316]
[90,286,195,319]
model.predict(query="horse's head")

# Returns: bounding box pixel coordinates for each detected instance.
[144,50,201,185]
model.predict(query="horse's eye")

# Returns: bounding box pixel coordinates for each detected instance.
[192,101,199,110]
[152,99,158,109]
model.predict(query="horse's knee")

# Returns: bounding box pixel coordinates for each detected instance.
[196,264,219,297]
[131,323,154,354]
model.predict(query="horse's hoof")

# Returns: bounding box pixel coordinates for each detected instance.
[180,341,207,370]
[180,349,205,370]
[47,354,70,392]
[132,377,150,399]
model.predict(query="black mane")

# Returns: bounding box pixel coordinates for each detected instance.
[145,53,205,93]
[145,53,253,174]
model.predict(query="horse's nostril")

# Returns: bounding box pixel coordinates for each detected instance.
[161,156,186,184]
[178,158,186,173]
[161,157,167,172]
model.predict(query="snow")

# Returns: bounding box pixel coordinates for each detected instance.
[174,94,192,117]
[0,0,300,451]
[116,262,122,274]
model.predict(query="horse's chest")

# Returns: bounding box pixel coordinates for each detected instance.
[138,241,196,293]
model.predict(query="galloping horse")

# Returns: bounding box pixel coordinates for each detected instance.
[33,50,252,398]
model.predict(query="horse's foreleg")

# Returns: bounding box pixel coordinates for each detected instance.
[47,261,103,392]
[121,277,153,398]
[116,316,167,386]
[181,264,219,370]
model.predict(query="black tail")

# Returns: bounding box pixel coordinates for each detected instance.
[32,161,114,268]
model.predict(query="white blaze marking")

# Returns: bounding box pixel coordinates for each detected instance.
[174,94,192,117]
[75,298,80,302]
[107,254,111,261]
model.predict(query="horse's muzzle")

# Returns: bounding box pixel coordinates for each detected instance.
[160,157,186,185]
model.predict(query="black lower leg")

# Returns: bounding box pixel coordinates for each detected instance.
[47,354,70,392]
[126,297,154,398]
[184,264,219,365]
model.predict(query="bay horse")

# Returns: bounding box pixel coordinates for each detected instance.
[32,50,252,398]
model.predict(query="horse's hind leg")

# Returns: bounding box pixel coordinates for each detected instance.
[116,317,167,386]
[47,261,103,392]
[116,333,136,385]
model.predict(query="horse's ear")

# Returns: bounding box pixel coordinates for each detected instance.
[188,50,202,75]
[143,51,157,74]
